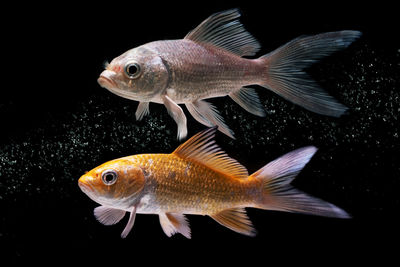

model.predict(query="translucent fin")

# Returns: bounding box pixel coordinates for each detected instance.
[185,9,260,57]
[252,147,350,218]
[210,208,256,236]
[135,102,150,121]
[121,205,137,238]
[251,146,318,184]
[260,31,362,117]
[185,100,235,139]
[159,213,191,239]
[173,127,248,180]
[94,206,126,226]
[229,87,266,117]
[163,95,188,140]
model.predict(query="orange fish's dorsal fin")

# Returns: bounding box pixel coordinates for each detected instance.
[184,9,261,57]
[210,208,256,236]
[173,127,249,180]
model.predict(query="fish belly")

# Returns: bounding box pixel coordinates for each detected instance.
[144,40,263,104]
[137,154,254,215]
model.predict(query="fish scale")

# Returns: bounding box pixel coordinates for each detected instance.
[145,40,259,102]
[133,153,253,215]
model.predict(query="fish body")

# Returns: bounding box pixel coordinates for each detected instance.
[130,153,256,215]
[98,9,361,140]
[141,40,263,103]
[79,128,349,238]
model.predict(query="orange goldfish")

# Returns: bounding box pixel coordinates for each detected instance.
[78,127,349,238]
[98,9,361,140]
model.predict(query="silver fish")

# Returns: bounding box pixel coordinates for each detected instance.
[98,9,361,140]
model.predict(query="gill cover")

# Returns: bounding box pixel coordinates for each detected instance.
[115,46,170,101]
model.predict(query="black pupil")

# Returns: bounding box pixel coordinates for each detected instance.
[104,173,115,183]
[128,64,138,75]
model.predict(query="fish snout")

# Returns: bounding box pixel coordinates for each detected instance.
[98,70,117,89]
[78,176,94,195]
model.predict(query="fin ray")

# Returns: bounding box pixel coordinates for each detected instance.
[259,31,361,117]
[121,205,137,238]
[173,127,248,179]
[135,102,150,121]
[94,206,126,226]
[159,213,191,239]
[163,95,188,140]
[252,146,350,218]
[210,208,256,236]
[229,87,266,117]
[186,100,235,138]
[185,9,260,56]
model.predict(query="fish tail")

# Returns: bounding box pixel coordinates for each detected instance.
[250,146,350,218]
[258,30,361,117]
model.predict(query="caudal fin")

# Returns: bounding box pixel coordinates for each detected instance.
[259,31,362,117]
[251,146,350,218]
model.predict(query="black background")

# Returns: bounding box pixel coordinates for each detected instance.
[1,0,399,264]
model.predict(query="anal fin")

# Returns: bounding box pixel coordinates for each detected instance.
[229,87,266,117]
[159,213,191,239]
[186,100,234,139]
[210,208,256,236]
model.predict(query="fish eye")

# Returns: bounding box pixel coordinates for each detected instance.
[124,62,141,79]
[101,170,118,185]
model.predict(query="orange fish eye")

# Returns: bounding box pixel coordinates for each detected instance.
[101,169,118,185]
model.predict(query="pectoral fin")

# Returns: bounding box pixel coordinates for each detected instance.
[163,95,187,140]
[210,208,256,236]
[186,100,234,139]
[135,102,150,121]
[94,206,126,225]
[121,205,137,238]
[159,213,191,239]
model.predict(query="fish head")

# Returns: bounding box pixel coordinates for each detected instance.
[78,158,145,209]
[98,46,169,102]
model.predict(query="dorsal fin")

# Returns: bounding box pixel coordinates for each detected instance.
[173,127,249,179]
[184,9,261,57]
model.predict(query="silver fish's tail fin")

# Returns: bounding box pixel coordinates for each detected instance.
[259,31,362,117]
[251,146,350,218]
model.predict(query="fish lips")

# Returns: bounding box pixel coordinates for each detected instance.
[98,70,118,89]
[78,177,94,196]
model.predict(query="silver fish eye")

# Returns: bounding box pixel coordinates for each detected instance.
[101,169,118,185]
[124,62,141,79]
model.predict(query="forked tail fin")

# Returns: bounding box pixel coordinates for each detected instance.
[251,146,350,218]
[259,31,362,117]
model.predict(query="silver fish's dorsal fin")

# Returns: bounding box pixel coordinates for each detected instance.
[173,127,248,180]
[184,9,261,57]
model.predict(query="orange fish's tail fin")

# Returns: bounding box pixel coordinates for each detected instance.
[258,31,361,117]
[251,146,350,218]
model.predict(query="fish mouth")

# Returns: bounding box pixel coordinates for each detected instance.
[78,178,94,195]
[98,75,117,89]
